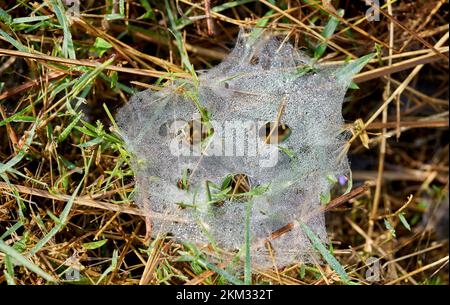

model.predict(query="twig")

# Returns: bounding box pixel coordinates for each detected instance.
[386,255,449,285]
[265,183,371,243]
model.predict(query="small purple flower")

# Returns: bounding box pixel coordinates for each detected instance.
[338,175,348,186]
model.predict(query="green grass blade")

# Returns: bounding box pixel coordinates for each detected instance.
[0,28,28,52]
[0,6,12,24]
[184,255,244,285]
[30,152,93,255]
[30,225,62,256]
[12,15,52,24]
[398,213,411,231]
[165,0,197,79]
[314,9,344,59]
[57,113,81,143]
[0,119,37,174]
[0,173,26,220]
[83,239,108,250]
[1,221,23,240]
[96,249,118,284]
[0,240,57,283]
[248,1,275,46]
[50,0,76,59]
[384,218,396,237]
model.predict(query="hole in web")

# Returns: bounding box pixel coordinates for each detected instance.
[222,173,252,204]
[158,121,171,137]
[258,122,292,144]
[230,173,251,197]
[250,55,259,65]
[158,119,185,137]
[159,119,215,147]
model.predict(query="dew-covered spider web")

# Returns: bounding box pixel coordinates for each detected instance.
[116,28,361,269]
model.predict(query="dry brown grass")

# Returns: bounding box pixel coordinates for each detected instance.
[0,0,448,285]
